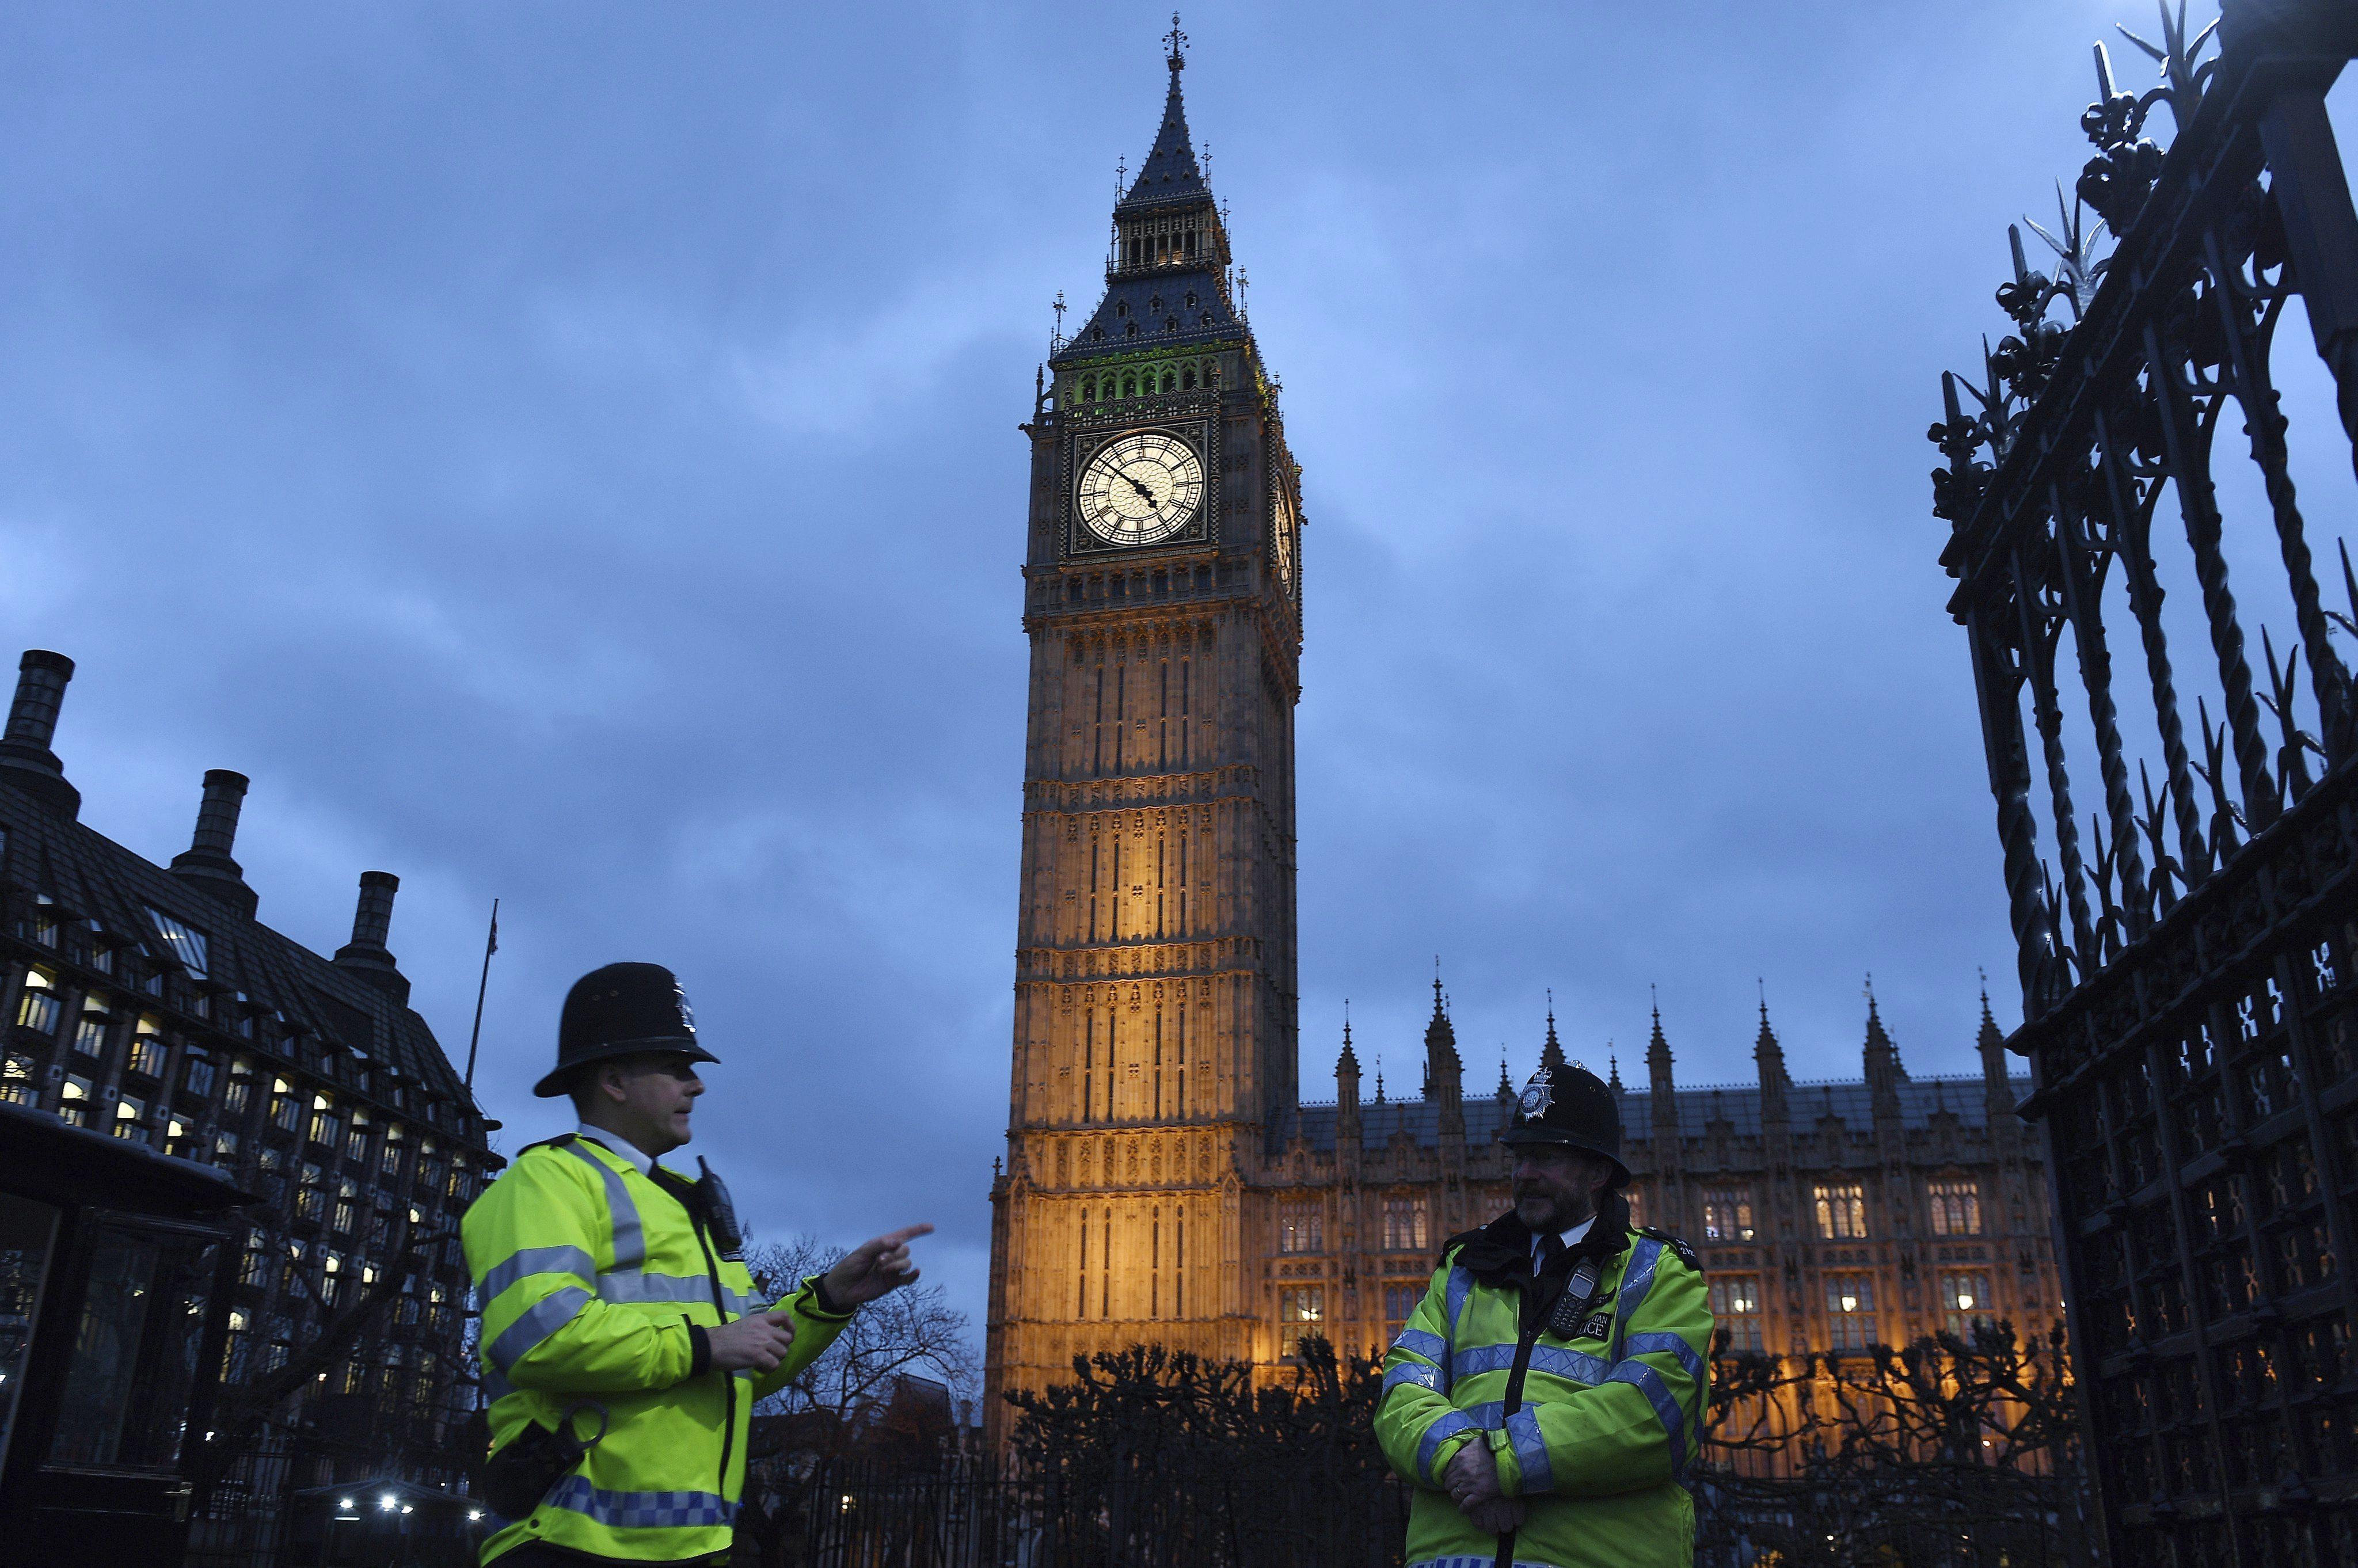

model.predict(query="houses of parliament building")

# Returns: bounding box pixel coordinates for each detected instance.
[980,29,2061,1437]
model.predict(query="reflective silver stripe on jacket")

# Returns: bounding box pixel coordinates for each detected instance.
[561,1140,645,1272]
[597,1271,720,1308]
[1624,1329,1705,1388]
[1607,1237,1662,1363]
[1505,1407,1553,1494]
[1607,1359,1689,1482]
[1452,1341,1611,1386]
[1382,1362,1442,1398]
[488,1285,592,1373]
[481,1244,597,1304]
[1413,1399,1506,1485]
[1386,1325,1451,1400]
[1443,1266,1474,1341]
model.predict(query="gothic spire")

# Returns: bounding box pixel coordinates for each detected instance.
[1862,976,1904,1072]
[1976,973,2004,1052]
[1424,964,1462,1102]
[1337,1006,1362,1126]
[1863,975,1906,1117]
[1055,17,1243,367]
[1977,970,2016,1117]
[1539,989,1568,1075]
[1645,988,1679,1141]
[1755,988,1791,1128]
[1119,14,1210,214]
[1645,988,1674,1077]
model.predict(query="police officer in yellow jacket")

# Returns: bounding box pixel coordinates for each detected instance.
[1375,1060,1710,1568]
[463,962,930,1566]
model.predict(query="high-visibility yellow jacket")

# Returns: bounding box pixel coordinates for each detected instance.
[1374,1210,1710,1568]
[462,1134,849,1564]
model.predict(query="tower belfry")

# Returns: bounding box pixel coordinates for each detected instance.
[984,23,1304,1440]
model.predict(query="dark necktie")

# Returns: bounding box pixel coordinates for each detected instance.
[1536,1233,1569,1277]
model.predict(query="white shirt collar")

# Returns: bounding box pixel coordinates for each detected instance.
[576,1123,655,1176]
[1531,1214,1595,1259]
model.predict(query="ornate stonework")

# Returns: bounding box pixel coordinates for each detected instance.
[983,42,2060,1451]
[982,38,1304,1445]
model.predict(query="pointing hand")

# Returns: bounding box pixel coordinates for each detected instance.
[821,1223,934,1308]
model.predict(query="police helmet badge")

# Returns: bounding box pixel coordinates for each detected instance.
[1518,1065,1555,1119]
[674,981,697,1036]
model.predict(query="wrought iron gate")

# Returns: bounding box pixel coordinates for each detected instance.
[1931,2,2358,1563]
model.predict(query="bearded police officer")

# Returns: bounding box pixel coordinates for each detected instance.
[1375,1060,1711,1568]
[462,962,930,1566]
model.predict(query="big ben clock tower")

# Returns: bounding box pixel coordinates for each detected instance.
[984,22,1306,1438]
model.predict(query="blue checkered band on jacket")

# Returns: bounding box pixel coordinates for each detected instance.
[1505,1407,1554,1494]
[1414,1400,1505,1483]
[1443,1266,1474,1339]
[1607,1238,1662,1363]
[545,1475,738,1529]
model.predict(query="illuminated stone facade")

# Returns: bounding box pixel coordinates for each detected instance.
[1271,993,2060,1373]
[982,43,1305,1441]
[982,40,2063,1444]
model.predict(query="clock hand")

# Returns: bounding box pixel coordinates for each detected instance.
[1124,474,1158,503]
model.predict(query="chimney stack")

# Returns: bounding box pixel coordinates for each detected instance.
[333,871,410,1004]
[0,650,81,817]
[169,770,258,918]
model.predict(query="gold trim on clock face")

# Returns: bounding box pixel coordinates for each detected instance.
[1076,430,1205,547]
[1272,486,1297,591]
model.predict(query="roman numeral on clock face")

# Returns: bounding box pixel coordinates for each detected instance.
[1075,429,1204,547]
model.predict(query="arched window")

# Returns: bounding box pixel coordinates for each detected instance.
[1123,375,1136,397]
[1081,376,1096,401]
[1115,300,1129,318]
[1162,370,1177,393]
[1125,322,1139,337]
[1199,312,1214,328]
[1181,366,1196,390]
[1184,291,1198,309]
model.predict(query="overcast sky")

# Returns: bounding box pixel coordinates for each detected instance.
[3,3,2351,1342]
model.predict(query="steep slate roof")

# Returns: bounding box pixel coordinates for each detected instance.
[0,785,471,1108]
[1060,276,1243,363]
[1053,56,1243,367]
[1618,1078,2029,1141]
[1118,60,1209,212]
[1285,1095,1518,1152]
[1286,1074,2032,1155]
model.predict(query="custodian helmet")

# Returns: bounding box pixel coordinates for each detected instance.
[533,961,720,1098]
[1499,1060,1630,1186]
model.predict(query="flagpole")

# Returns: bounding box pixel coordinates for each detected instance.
[463,897,499,1090]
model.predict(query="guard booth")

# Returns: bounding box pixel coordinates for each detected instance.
[0,1095,251,1561]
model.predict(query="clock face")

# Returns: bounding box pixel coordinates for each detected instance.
[1272,486,1298,592]
[1075,431,1205,547]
